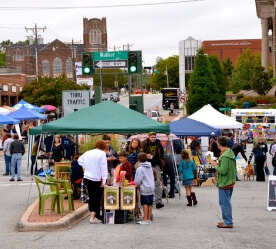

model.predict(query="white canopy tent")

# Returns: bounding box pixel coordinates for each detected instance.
[0,107,10,115]
[189,104,243,129]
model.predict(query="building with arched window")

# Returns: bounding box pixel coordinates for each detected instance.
[83,17,107,52]
[4,17,107,81]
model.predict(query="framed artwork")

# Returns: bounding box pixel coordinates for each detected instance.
[120,186,136,210]
[193,156,201,166]
[104,186,119,210]
[105,211,115,225]
[267,176,276,211]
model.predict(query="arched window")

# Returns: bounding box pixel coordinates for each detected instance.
[66,59,73,79]
[53,57,62,77]
[90,29,101,45]
[42,60,50,76]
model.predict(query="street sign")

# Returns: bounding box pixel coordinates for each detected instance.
[93,60,127,69]
[62,90,90,116]
[180,96,187,103]
[219,107,231,111]
[93,51,128,61]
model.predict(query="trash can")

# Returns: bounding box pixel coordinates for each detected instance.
[244,101,250,109]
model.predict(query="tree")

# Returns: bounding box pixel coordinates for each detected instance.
[19,75,89,107]
[221,57,234,91]
[0,40,11,67]
[231,49,261,93]
[250,65,272,95]
[0,51,5,67]
[209,55,226,104]
[150,55,179,90]
[186,49,220,115]
[92,69,127,91]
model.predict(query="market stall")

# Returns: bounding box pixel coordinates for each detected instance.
[28,101,170,213]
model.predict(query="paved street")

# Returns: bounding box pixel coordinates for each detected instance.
[0,143,275,249]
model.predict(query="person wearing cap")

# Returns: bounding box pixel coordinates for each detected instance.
[141,132,165,209]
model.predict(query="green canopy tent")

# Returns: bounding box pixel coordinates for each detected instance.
[27,101,171,205]
[30,101,170,134]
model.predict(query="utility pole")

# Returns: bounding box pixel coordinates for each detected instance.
[25,23,46,76]
[25,23,46,45]
[71,39,77,83]
[165,65,169,88]
[123,43,133,51]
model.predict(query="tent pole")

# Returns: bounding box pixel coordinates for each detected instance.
[170,139,181,199]
[26,134,43,207]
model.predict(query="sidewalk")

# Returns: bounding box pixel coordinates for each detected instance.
[18,198,89,232]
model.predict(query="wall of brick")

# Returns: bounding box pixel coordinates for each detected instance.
[0,74,26,106]
[202,39,264,64]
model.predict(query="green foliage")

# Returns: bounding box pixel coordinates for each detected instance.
[150,55,179,89]
[236,94,244,101]
[19,74,89,106]
[0,51,5,67]
[250,65,272,95]
[223,100,236,109]
[80,134,120,154]
[186,49,220,114]
[92,69,127,91]
[209,55,226,104]
[221,58,234,91]
[241,95,276,105]
[231,49,261,93]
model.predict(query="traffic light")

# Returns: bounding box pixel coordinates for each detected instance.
[82,52,94,75]
[128,51,142,74]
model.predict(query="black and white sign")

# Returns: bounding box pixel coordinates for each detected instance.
[93,60,127,69]
[62,90,90,116]
[267,175,276,211]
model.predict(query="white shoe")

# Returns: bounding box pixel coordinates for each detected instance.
[89,218,102,224]
[147,220,152,224]
[136,220,148,225]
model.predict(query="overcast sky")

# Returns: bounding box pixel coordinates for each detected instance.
[0,0,261,66]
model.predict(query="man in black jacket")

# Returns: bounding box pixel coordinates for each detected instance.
[9,134,25,182]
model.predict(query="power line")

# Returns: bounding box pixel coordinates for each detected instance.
[0,0,203,10]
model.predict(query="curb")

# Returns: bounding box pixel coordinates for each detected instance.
[18,199,90,232]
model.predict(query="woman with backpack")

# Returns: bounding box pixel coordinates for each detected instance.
[248,144,266,181]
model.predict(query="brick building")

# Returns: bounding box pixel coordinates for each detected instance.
[5,17,107,78]
[202,39,263,64]
[83,17,107,52]
[0,71,26,106]
[2,17,107,105]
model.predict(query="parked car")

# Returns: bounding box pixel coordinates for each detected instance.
[135,89,149,94]
[144,110,160,122]
[102,92,120,102]
[110,92,120,102]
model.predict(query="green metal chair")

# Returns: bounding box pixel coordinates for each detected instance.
[34,176,65,215]
[46,174,74,213]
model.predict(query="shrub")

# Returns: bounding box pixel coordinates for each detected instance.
[236,94,244,101]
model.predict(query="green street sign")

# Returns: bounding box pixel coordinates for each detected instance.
[219,107,231,111]
[93,51,128,61]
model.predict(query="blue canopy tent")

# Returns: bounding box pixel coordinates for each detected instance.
[169,117,221,136]
[13,100,45,113]
[0,113,20,124]
[7,105,47,121]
